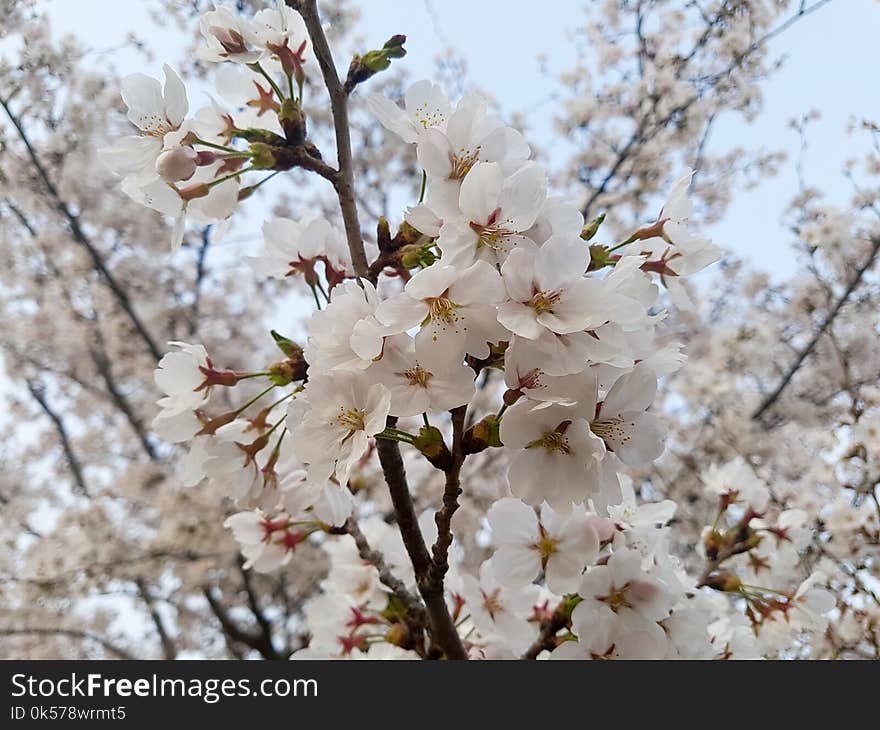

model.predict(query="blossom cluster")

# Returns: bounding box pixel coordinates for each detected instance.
[102,1,835,659]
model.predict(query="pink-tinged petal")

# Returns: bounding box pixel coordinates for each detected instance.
[452,260,505,305]
[498,162,546,231]
[498,301,544,340]
[366,93,417,143]
[488,498,540,545]
[374,293,426,332]
[404,263,459,300]
[416,127,453,177]
[459,162,503,224]
[162,64,188,128]
[602,364,658,416]
[534,234,589,291]
[121,73,165,132]
[500,246,537,302]
[491,548,541,587]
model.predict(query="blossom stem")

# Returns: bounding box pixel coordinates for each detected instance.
[265,391,296,412]
[376,427,417,445]
[263,415,287,439]
[209,166,254,188]
[314,277,330,303]
[236,371,270,380]
[309,283,322,310]
[233,384,277,417]
[191,137,243,154]
[606,239,633,255]
[422,412,430,427]
[418,169,427,203]
[249,62,286,102]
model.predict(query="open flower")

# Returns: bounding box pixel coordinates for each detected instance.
[366,80,451,143]
[487,498,599,594]
[153,341,211,416]
[586,364,666,467]
[376,260,506,360]
[248,215,352,285]
[459,560,540,655]
[369,334,475,417]
[304,279,389,371]
[498,234,606,338]
[291,371,391,485]
[100,64,189,186]
[499,400,606,512]
[437,162,546,268]
[198,5,263,64]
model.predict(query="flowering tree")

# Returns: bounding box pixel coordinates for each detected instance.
[3,0,872,660]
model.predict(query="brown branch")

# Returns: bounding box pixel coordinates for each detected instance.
[26,380,89,497]
[428,406,467,591]
[522,601,570,660]
[344,516,427,625]
[90,339,159,461]
[135,578,177,659]
[238,560,279,656]
[0,627,136,660]
[375,417,467,659]
[202,585,282,660]
[0,96,163,362]
[294,0,369,278]
[752,236,880,422]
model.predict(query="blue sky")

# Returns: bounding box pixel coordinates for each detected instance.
[43,0,880,280]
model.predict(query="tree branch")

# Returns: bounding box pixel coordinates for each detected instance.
[202,585,282,660]
[91,338,159,461]
[0,96,163,362]
[294,0,369,278]
[752,235,880,422]
[0,627,136,660]
[375,417,467,659]
[428,406,467,591]
[135,578,177,659]
[344,516,427,626]
[26,380,89,497]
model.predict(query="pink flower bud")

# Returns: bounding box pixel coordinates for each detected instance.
[155,146,198,182]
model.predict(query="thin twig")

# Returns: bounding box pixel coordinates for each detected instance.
[294,0,369,278]
[0,97,163,362]
[752,236,880,422]
[0,627,136,660]
[428,406,467,591]
[26,380,89,497]
[136,578,177,659]
[375,417,467,659]
[344,517,427,625]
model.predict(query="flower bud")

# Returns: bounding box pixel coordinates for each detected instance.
[156,146,198,183]
[249,142,278,170]
[413,425,452,470]
[581,213,605,241]
[463,415,503,454]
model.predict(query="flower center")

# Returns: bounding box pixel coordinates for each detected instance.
[469,207,516,253]
[398,365,433,388]
[481,589,503,620]
[591,417,632,446]
[425,295,458,324]
[600,587,632,613]
[449,145,482,180]
[527,289,562,314]
[534,527,559,569]
[518,367,544,391]
[336,407,366,432]
[527,424,572,454]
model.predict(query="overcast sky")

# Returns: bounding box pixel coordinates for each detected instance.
[41,0,880,280]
